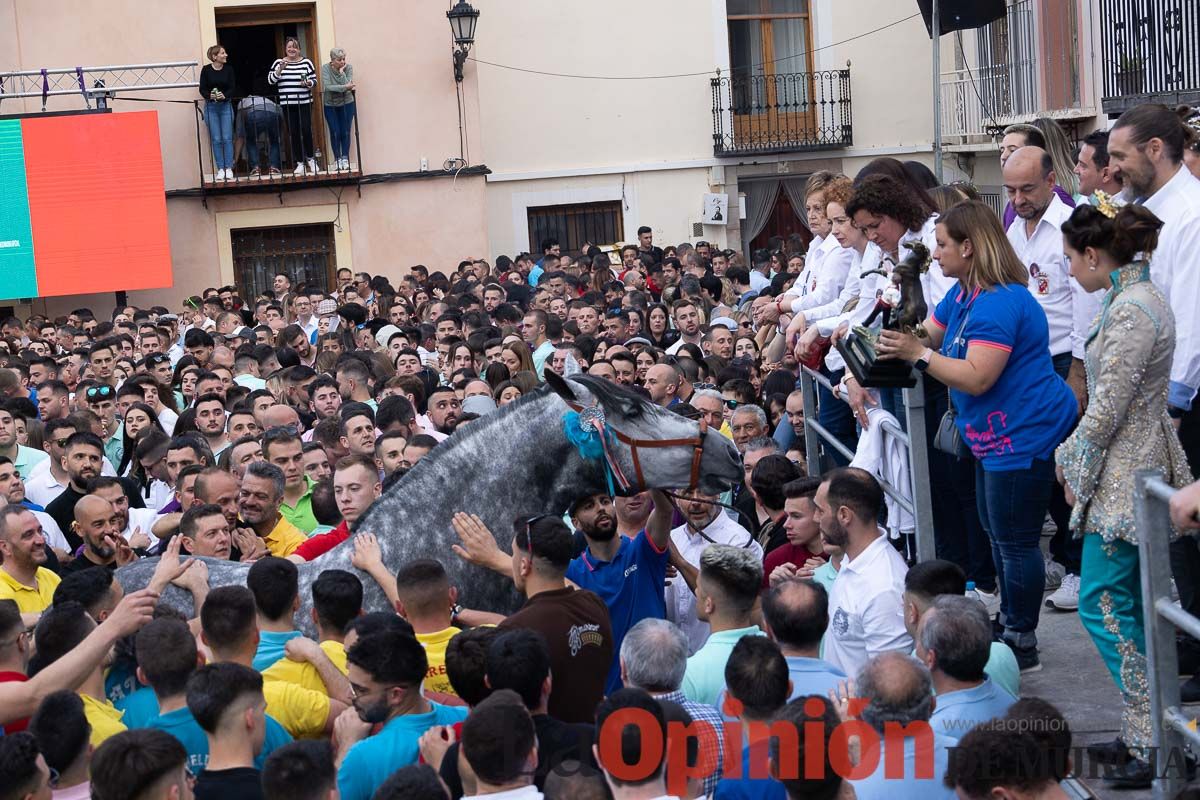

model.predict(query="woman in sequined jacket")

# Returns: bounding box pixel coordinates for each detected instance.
[1057,199,1189,781]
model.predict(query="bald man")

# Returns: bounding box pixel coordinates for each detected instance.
[63,496,134,573]
[262,403,302,432]
[1003,146,1100,609]
[643,363,680,407]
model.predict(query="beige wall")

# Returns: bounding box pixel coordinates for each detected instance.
[0,0,488,315]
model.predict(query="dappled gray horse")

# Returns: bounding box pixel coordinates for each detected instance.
[116,373,743,633]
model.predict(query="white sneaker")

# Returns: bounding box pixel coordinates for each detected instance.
[293,163,306,176]
[1046,573,1080,611]
[340,157,350,170]
[1044,557,1065,591]
[307,158,319,174]
[970,586,1002,618]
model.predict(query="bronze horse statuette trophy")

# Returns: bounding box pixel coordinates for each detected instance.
[835,241,932,388]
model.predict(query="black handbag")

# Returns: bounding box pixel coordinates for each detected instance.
[932,300,974,459]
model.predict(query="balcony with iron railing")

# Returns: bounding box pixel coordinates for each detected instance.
[194,92,362,197]
[939,0,1090,146]
[1100,0,1200,114]
[710,68,852,157]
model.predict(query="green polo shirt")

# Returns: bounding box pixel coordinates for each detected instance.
[681,625,765,705]
[280,476,318,534]
[104,429,124,470]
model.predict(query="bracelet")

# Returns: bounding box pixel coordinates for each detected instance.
[843,374,858,385]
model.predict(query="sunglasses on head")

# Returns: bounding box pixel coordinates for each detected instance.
[692,382,717,390]
[86,385,114,400]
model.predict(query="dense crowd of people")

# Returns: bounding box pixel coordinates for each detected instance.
[2,100,1200,800]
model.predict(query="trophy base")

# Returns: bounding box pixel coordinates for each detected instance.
[836,329,917,388]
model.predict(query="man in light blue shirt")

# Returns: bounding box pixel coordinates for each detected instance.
[903,559,1020,698]
[918,595,1016,742]
[763,578,847,699]
[848,652,955,800]
[682,545,765,705]
[335,630,466,800]
[523,310,555,381]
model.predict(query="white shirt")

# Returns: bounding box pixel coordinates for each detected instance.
[788,234,854,314]
[1006,194,1102,358]
[665,513,760,654]
[665,335,702,356]
[23,456,118,509]
[900,214,956,309]
[157,407,178,436]
[31,509,69,553]
[1142,164,1200,410]
[121,507,163,548]
[818,243,889,371]
[297,315,319,341]
[748,268,771,292]
[463,787,543,800]
[823,533,912,679]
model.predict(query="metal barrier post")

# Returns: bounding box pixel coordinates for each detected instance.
[1135,470,1194,799]
[799,369,822,476]
[902,379,936,562]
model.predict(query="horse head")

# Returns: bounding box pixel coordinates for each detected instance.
[544,371,742,496]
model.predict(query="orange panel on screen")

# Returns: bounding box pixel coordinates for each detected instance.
[22,111,172,297]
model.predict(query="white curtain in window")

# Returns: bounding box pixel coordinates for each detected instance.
[741,180,780,257]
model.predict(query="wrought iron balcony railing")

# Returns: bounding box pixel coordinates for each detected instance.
[710,68,852,157]
[1101,0,1200,113]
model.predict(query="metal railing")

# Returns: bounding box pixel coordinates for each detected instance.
[710,69,852,156]
[0,62,198,111]
[799,367,935,563]
[1100,0,1200,113]
[940,0,1086,141]
[194,92,362,193]
[1134,470,1200,799]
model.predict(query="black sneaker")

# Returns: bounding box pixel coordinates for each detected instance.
[1086,737,1133,766]
[1104,758,1153,790]
[1009,643,1042,673]
[1183,674,1200,703]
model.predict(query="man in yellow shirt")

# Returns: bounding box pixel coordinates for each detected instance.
[238,463,307,557]
[27,602,125,746]
[394,560,461,698]
[200,584,350,739]
[0,504,61,616]
[263,569,360,693]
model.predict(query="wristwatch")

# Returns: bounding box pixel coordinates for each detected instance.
[914,347,933,372]
[450,603,465,623]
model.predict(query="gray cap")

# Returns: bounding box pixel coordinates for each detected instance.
[462,394,497,416]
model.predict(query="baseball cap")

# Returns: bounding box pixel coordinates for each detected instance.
[375,325,401,350]
[462,394,497,416]
[709,316,738,331]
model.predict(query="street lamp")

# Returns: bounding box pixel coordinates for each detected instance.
[447,0,480,83]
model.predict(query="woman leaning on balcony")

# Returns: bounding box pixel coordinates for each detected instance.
[200,44,237,181]
[321,48,356,172]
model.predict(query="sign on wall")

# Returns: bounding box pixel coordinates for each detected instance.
[701,193,729,225]
[0,110,172,301]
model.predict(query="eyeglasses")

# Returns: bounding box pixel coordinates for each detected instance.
[85,385,114,400]
[349,681,400,701]
[723,399,740,409]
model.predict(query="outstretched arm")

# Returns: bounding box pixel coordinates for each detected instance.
[0,589,158,724]
[647,489,674,551]
[450,513,513,578]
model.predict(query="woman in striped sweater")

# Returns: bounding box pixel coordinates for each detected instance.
[268,36,318,176]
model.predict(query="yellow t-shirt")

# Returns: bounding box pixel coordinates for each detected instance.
[0,567,60,614]
[415,627,460,697]
[264,674,331,740]
[264,517,308,557]
[80,692,126,747]
[261,640,348,695]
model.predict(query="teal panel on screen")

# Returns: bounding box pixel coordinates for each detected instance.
[0,119,39,298]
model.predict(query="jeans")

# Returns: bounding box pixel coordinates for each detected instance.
[205,100,234,170]
[818,367,857,468]
[976,457,1057,642]
[323,101,355,160]
[1046,351,1083,574]
[1171,403,1200,631]
[242,110,281,169]
[282,102,314,164]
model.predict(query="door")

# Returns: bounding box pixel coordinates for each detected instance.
[727,0,815,147]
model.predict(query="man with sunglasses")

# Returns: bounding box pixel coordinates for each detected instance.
[77,383,122,468]
[23,420,116,510]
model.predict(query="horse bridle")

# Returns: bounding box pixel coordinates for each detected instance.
[566,400,708,493]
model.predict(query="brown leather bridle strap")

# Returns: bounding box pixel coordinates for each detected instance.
[566,401,708,492]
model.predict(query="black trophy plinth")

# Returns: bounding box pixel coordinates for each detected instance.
[836,327,917,388]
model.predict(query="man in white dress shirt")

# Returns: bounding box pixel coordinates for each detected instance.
[816,467,911,679]
[1003,146,1101,612]
[1108,103,1200,702]
[665,488,759,654]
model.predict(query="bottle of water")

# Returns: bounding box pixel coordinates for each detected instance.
[965,580,978,599]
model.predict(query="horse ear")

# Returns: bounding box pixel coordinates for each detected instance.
[544,370,578,403]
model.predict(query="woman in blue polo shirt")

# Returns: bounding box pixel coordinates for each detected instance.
[876,200,1076,673]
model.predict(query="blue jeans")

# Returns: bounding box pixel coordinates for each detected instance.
[205,100,234,170]
[1047,350,1083,574]
[323,102,355,160]
[243,110,281,169]
[976,457,1056,642]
